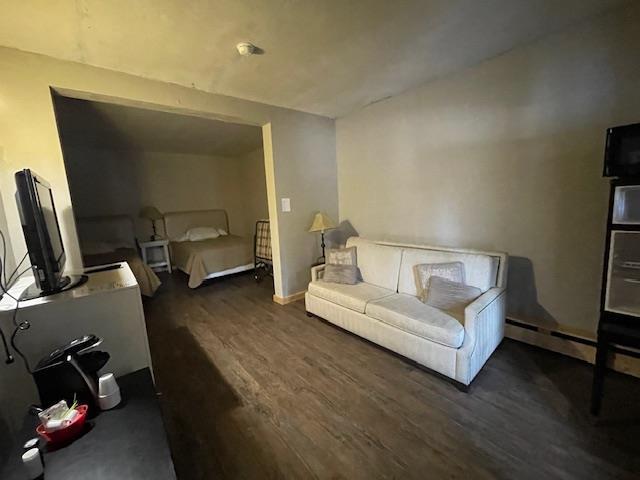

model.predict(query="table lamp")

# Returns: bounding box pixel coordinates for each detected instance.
[139,206,163,240]
[308,212,336,262]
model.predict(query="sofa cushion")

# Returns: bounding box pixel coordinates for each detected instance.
[365,294,465,348]
[399,247,498,295]
[346,237,402,291]
[308,280,395,314]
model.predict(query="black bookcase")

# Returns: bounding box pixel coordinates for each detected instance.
[591,177,640,415]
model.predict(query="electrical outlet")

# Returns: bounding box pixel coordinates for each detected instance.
[281,198,291,212]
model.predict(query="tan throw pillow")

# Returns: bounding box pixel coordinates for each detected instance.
[323,264,360,285]
[424,276,481,321]
[326,246,357,266]
[414,262,465,301]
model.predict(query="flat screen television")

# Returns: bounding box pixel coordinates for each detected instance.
[604,122,640,177]
[15,169,70,295]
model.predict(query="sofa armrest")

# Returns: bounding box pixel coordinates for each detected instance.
[311,264,326,282]
[456,287,507,385]
[464,287,505,323]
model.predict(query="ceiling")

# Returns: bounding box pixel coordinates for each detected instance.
[1,0,629,118]
[54,96,263,156]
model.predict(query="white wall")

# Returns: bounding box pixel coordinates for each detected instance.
[336,4,640,336]
[268,115,338,293]
[64,147,268,241]
[0,148,15,276]
[238,148,270,236]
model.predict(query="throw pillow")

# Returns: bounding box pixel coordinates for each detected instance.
[326,246,357,266]
[424,276,481,320]
[323,264,360,285]
[414,262,465,301]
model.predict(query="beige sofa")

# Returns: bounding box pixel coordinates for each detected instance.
[305,237,508,387]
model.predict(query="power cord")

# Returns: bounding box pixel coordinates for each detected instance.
[10,297,31,373]
[0,229,32,368]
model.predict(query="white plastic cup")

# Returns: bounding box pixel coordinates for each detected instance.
[99,389,122,410]
[98,373,121,410]
[22,448,43,479]
[98,373,119,396]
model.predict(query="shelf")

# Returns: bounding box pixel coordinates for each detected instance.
[610,224,640,231]
[148,261,168,268]
[605,306,640,318]
[618,261,640,269]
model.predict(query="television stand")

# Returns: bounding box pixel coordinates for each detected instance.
[19,274,88,301]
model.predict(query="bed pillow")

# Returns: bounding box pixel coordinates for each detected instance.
[217,228,228,236]
[414,262,465,301]
[424,276,481,320]
[323,264,360,285]
[183,227,220,241]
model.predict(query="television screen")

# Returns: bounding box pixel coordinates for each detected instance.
[604,122,640,177]
[15,169,66,293]
[34,179,64,266]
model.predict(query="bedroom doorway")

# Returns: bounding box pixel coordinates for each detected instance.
[52,93,274,297]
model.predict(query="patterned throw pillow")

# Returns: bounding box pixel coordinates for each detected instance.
[414,262,465,301]
[326,246,357,266]
[424,276,481,321]
[323,264,360,285]
[324,246,360,284]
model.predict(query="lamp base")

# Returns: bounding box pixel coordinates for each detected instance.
[321,232,326,260]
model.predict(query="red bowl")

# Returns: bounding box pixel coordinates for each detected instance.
[36,405,88,446]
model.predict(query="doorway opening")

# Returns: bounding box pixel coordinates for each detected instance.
[52,93,274,297]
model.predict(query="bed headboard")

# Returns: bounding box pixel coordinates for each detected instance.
[76,215,137,249]
[163,209,230,241]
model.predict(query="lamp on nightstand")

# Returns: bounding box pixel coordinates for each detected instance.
[308,212,336,263]
[139,206,163,240]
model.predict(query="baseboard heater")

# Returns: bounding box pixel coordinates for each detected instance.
[505,317,640,369]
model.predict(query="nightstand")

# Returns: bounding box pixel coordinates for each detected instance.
[139,238,172,273]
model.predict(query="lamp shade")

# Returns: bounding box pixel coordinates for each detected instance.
[308,212,336,233]
[139,206,163,220]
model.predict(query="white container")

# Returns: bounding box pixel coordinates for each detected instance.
[22,448,43,479]
[98,373,122,410]
[99,389,122,410]
[98,373,119,396]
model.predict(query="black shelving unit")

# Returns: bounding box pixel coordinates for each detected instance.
[591,177,640,415]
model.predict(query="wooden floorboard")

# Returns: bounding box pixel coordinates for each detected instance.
[143,272,640,480]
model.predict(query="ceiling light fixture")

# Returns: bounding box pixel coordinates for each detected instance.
[236,42,256,56]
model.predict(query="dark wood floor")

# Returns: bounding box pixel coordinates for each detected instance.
[143,272,640,480]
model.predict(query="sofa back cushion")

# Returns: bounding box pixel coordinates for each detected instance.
[346,237,402,291]
[398,247,498,295]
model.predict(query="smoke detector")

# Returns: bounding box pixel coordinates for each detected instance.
[236,42,256,56]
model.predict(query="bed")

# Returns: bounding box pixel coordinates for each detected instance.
[76,215,162,297]
[164,209,254,288]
